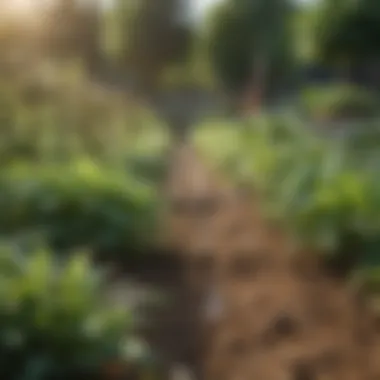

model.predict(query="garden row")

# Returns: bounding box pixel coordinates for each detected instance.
[193,84,380,289]
[0,67,170,256]
[0,70,169,379]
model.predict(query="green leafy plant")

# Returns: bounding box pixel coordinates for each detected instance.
[299,84,380,122]
[0,160,157,257]
[0,243,136,379]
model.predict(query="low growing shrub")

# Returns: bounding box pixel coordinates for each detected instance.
[0,69,169,170]
[0,160,157,257]
[299,84,380,122]
[0,243,137,379]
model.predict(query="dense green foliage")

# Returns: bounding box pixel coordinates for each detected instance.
[205,0,295,94]
[299,84,380,121]
[0,66,168,257]
[0,71,168,167]
[0,161,157,256]
[0,23,169,374]
[0,244,135,379]
[314,0,380,64]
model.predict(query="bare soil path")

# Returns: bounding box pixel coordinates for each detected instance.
[163,142,380,380]
[110,141,380,380]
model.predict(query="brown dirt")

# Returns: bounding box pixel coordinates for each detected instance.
[163,142,380,380]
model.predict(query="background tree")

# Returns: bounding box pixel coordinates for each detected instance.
[46,0,101,65]
[38,0,193,95]
[204,0,296,101]
[314,0,380,87]
[107,0,192,93]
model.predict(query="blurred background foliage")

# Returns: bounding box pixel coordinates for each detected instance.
[204,0,296,98]
[298,84,380,122]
